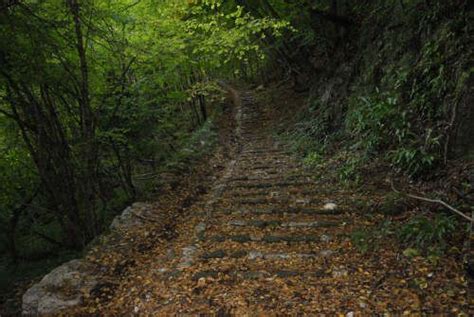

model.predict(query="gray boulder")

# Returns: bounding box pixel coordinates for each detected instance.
[109,202,151,230]
[22,259,97,315]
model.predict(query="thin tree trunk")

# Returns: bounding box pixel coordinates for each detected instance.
[199,94,207,122]
[68,0,98,239]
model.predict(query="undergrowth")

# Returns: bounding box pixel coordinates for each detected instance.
[351,213,459,260]
[274,1,471,263]
[280,1,471,181]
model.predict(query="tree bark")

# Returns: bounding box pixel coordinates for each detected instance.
[67,0,99,239]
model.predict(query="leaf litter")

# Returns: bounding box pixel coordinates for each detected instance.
[64,90,470,316]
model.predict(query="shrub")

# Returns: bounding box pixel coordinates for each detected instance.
[397,213,457,255]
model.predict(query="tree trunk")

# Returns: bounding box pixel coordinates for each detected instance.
[199,94,207,122]
[68,0,99,239]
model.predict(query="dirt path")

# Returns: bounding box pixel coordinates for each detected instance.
[77,90,469,315]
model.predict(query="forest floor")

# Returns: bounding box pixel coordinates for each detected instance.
[63,87,471,315]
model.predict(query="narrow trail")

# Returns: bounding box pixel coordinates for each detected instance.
[91,90,468,315]
[108,91,366,315]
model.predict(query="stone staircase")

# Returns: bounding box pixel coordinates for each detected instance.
[21,90,472,315]
[146,92,359,314]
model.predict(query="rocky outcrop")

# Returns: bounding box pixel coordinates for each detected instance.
[22,202,154,315]
[109,202,153,230]
[22,259,97,315]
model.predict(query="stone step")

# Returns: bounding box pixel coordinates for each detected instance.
[236,159,296,166]
[226,219,340,228]
[192,269,329,281]
[240,145,285,150]
[223,188,319,198]
[240,149,288,155]
[243,169,281,175]
[207,234,333,244]
[235,164,300,172]
[200,249,334,260]
[228,175,312,182]
[222,207,344,216]
[226,197,319,206]
[222,190,319,199]
[228,181,314,190]
[240,135,271,139]
[207,227,347,243]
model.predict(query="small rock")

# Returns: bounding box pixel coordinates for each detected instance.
[332,266,348,278]
[296,198,310,205]
[284,221,320,228]
[320,234,331,242]
[177,245,197,269]
[194,222,206,240]
[228,220,247,226]
[197,277,207,287]
[323,202,337,211]
[346,312,354,317]
[320,250,334,257]
[195,222,206,234]
[166,248,176,260]
[248,251,263,260]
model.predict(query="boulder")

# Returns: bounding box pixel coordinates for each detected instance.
[109,202,151,230]
[22,259,97,315]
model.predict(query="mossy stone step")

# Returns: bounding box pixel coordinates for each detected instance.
[241,149,285,153]
[201,249,334,260]
[229,181,314,189]
[228,175,311,182]
[231,197,294,205]
[227,219,340,228]
[192,269,328,281]
[208,234,331,243]
[224,207,344,216]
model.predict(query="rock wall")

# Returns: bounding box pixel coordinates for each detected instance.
[22,202,154,315]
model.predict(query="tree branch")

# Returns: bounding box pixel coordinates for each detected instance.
[391,181,473,222]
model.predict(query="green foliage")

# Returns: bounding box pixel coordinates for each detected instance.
[185,2,289,72]
[302,151,323,168]
[165,120,218,171]
[351,220,394,253]
[0,0,292,299]
[337,156,362,184]
[390,145,437,177]
[346,91,399,155]
[397,214,457,255]
[282,98,332,158]
[281,0,471,179]
[345,88,441,177]
[352,213,458,257]
[350,229,372,253]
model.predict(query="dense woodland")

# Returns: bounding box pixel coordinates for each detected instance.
[0,0,473,313]
[0,0,287,264]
